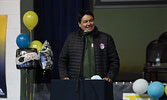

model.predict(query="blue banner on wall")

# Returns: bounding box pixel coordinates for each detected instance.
[0,15,7,98]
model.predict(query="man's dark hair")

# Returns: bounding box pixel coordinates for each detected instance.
[78,10,94,23]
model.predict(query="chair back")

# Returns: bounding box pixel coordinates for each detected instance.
[159,32,167,42]
[146,39,167,66]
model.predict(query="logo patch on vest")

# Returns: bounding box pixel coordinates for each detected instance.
[100,43,105,49]
[91,43,94,48]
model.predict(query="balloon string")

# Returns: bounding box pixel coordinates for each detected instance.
[32,69,36,100]
[25,69,35,100]
[29,30,32,42]
[41,70,46,85]
[25,70,29,100]
[28,70,31,100]
[25,75,28,100]
[43,70,46,76]
[32,82,36,100]
[30,76,35,100]
[29,70,36,100]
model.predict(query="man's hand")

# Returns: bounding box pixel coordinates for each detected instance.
[103,77,112,82]
[63,77,70,80]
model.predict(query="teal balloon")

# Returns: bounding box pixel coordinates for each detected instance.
[147,81,164,99]
[16,33,30,49]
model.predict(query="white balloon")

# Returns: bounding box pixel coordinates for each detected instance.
[132,78,148,94]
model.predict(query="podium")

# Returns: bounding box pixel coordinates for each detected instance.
[50,79,113,100]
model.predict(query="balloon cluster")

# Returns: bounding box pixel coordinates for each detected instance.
[16,10,39,49]
[165,85,167,96]
[132,78,148,94]
[23,11,38,31]
[29,40,43,53]
[39,40,53,70]
[147,81,164,99]
[16,11,53,71]
[16,48,39,69]
[16,33,30,49]
[132,79,167,99]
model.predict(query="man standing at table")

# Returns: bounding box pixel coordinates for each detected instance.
[58,10,120,82]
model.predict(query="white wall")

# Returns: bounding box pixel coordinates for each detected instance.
[0,0,20,100]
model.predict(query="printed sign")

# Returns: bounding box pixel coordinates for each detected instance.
[0,15,8,98]
[123,93,157,100]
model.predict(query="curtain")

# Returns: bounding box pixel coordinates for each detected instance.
[34,0,90,80]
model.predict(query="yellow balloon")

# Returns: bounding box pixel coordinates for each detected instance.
[165,85,167,95]
[23,11,38,31]
[29,40,43,53]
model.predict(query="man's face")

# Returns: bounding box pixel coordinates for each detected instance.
[78,14,95,32]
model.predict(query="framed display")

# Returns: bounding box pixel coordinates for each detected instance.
[95,0,167,8]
